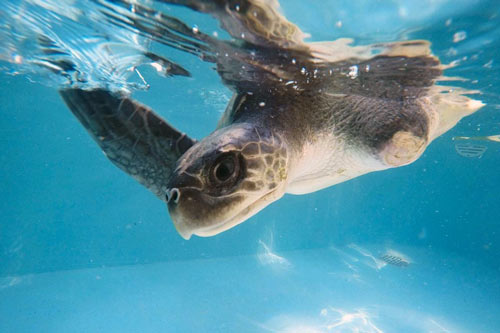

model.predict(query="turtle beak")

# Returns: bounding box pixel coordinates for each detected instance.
[166,185,237,240]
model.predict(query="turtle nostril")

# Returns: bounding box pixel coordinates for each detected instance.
[171,188,180,203]
[166,188,180,204]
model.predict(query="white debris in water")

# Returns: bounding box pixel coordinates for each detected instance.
[259,101,266,107]
[335,20,342,28]
[446,18,452,26]
[0,276,24,290]
[446,47,458,56]
[192,25,199,34]
[483,59,493,68]
[348,65,358,79]
[212,31,218,37]
[133,67,148,87]
[453,31,467,43]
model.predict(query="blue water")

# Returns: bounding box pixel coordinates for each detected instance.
[1,0,500,332]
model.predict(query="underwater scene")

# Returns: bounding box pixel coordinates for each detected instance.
[1,0,500,332]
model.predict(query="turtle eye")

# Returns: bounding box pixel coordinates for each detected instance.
[211,153,239,183]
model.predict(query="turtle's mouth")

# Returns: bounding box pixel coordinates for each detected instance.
[170,188,284,240]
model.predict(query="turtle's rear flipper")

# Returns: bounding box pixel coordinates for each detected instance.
[424,86,484,141]
[60,89,196,201]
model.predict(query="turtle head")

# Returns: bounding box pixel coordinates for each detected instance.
[166,123,289,239]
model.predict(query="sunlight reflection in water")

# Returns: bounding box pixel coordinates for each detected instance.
[260,305,459,333]
[257,229,291,269]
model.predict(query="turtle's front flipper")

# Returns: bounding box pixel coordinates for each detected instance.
[60,89,196,201]
[162,0,308,48]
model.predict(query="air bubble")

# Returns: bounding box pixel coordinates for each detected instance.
[150,62,165,73]
[348,65,358,79]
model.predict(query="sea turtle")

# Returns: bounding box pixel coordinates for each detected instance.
[60,0,483,239]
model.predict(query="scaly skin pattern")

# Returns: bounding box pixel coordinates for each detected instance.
[166,122,290,239]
